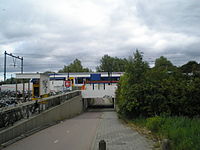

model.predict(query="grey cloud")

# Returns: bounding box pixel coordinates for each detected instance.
[136,0,200,35]
[0,0,200,78]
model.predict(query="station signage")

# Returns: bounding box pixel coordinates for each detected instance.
[65,81,71,88]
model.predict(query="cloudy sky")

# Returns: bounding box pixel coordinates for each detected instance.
[0,0,200,80]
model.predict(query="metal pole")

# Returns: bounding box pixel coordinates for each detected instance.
[28,80,30,101]
[16,79,18,101]
[67,67,69,80]
[4,51,6,81]
[4,51,23,81]
[110,62,113,85]
[110,69,112,85]
[21,57,23,74]
[22,79,25,101]
[21,57,24,101]
[108,71,109,85]
[99,140,106,150]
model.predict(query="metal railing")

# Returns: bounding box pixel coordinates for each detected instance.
[0,90,81,129]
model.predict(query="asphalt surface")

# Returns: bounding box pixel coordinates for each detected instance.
[3,110,153,150]
[3,111,102,150]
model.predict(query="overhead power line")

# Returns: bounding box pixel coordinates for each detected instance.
[4,51,23,81]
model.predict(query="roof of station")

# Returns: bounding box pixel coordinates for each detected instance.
[16,72,124,79]
[48,72,124,75]
[16,73,49,79]
[49,72,124,77]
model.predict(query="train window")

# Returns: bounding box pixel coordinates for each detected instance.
[86,77,90,81]
[77,77,84,84]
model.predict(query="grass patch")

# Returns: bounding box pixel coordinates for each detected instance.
[131,116,200,150]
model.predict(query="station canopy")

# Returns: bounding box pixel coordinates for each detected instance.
[16,73,49,79]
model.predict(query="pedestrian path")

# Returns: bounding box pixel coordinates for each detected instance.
[91,111,153,150]
[2,110,154,150]
[3,112,102,150]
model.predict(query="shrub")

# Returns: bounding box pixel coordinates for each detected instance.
[131,116,200,150]
[146,116,165,132]
[116,51,200,118]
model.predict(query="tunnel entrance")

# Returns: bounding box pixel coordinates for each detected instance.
[86,97,115,109]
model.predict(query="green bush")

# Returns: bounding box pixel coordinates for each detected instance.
[146,116,164,132]
[116,51,200,118]
[132,116,200,150]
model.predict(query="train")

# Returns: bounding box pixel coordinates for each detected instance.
[2,72,124,100]
[49,72,123,86]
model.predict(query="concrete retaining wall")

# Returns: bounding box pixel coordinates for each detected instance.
[82,84,117,98]
[0,95,83,145]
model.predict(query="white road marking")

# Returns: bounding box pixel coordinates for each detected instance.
[54,140,59,143]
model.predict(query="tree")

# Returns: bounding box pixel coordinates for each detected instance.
[180,61,200,74]
[116,51,200,118]
[154,56,175,71]
[0,78,29,85]
[116,50,149,117]
[126,50,149,84]
[0,77,15,84]
[96,55,127,72]
[58,59,90,73]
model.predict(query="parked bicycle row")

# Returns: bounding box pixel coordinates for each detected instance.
[0,90,81,129]
[0,90,32,108]
[0,101,41,129]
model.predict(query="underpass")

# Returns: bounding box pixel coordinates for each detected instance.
[87,97,114,109]
[3,110,153,150]
[1,72,154,150]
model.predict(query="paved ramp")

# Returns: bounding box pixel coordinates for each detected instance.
[3,112,102,150]
[3,111,153,150]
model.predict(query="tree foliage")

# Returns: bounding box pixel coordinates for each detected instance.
[154,56,176,71]
[0,77,16,85]
[180,61,200,74]
[58,59,90,73]
[126,50,149,84]
[96,55,127,72]
[116,51,200,118]
[0,78,29,85]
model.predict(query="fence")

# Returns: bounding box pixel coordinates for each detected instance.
[0,90,81,129]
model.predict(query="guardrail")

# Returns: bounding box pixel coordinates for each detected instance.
[0,90,81,129]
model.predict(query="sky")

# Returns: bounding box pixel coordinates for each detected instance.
[0,0,200,80]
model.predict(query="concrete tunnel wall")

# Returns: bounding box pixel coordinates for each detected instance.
[0,95,83,145]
